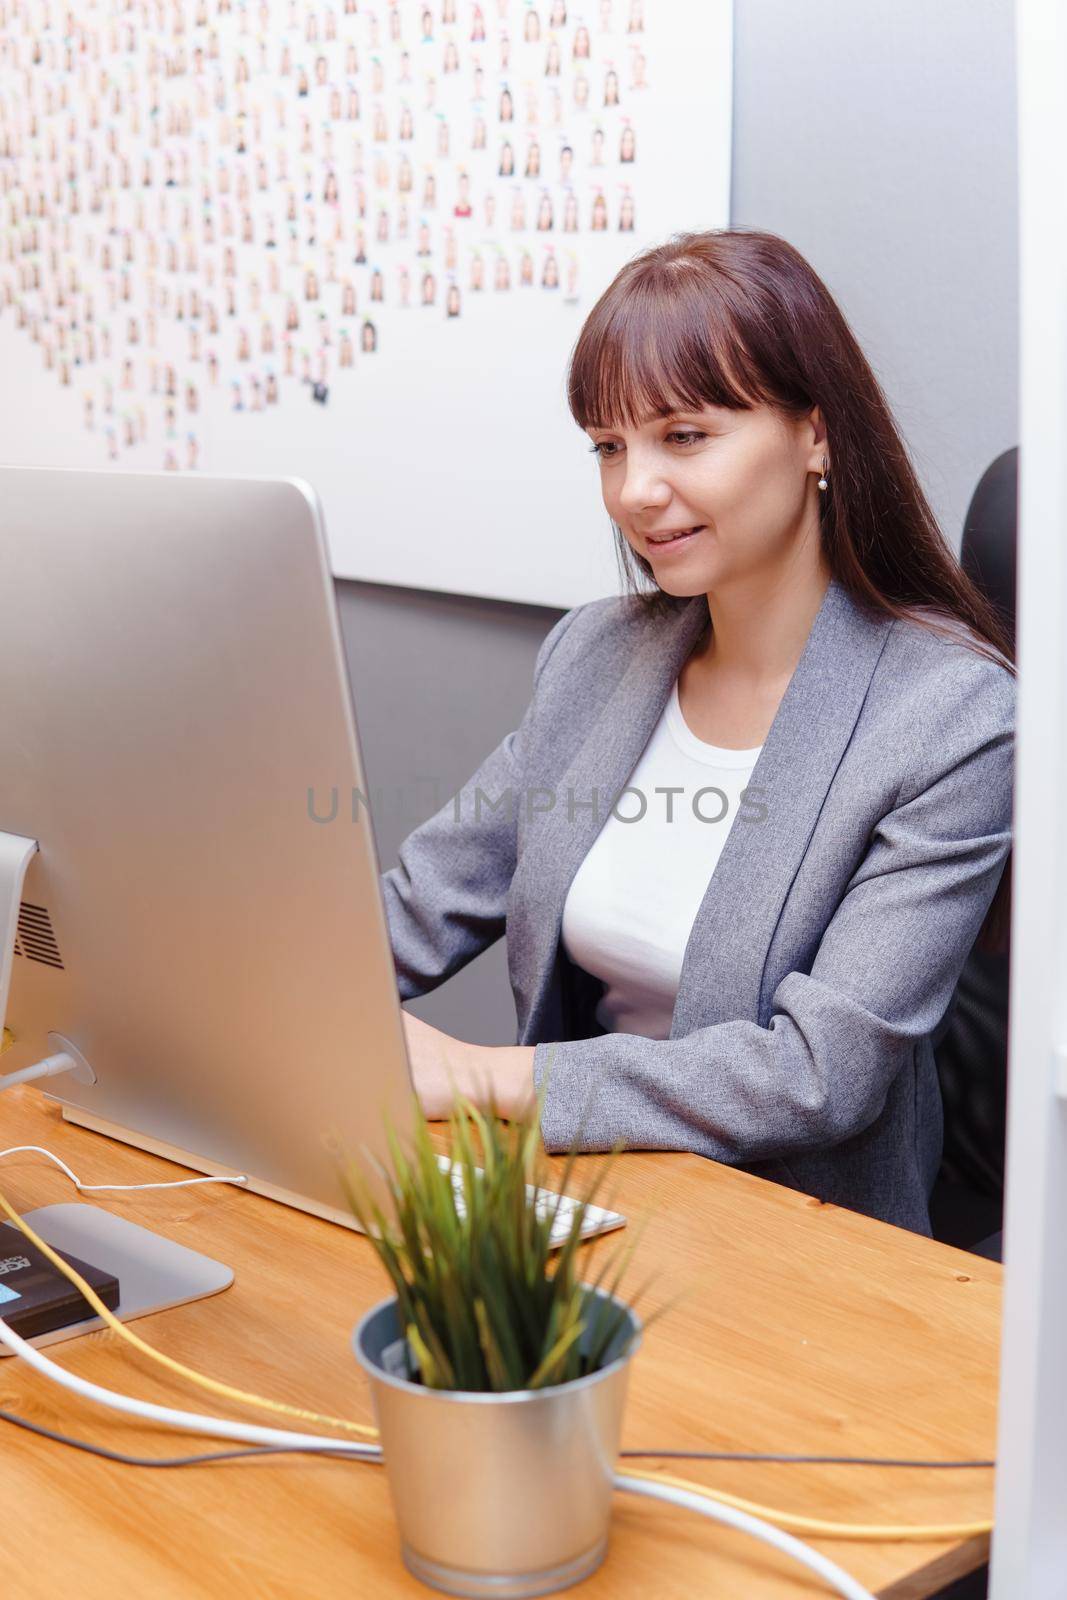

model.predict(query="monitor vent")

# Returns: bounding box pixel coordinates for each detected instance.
[15,903,64,970]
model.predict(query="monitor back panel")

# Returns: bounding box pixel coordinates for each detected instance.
[0,466,415,1221]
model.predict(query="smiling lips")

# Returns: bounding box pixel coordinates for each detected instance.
[645,525,705,550]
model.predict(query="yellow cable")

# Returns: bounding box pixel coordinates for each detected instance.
[0,1184,378,1440]
[623,1468,993,1542]
[0,1186,996,1542]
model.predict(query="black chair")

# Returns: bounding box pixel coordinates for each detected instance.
[928,448,1018,1261]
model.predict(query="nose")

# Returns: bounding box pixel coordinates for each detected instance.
[615,444,672,518]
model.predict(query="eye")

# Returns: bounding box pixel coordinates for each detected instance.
[587,430,706,459]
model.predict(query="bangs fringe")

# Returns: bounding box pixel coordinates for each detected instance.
[567,262,765,430]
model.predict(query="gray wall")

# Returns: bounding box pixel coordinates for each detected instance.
[341,581,563,1044]
[731,0,1017,546]
[338,0,1018,1044]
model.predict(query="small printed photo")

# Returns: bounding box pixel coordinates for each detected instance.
[454,171,473,217]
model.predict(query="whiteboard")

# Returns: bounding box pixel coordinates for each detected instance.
[0,0,733,607]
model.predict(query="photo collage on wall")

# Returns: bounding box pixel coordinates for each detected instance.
[1,0,652,471]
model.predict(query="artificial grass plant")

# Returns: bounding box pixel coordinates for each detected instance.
[341,1087,651,1393]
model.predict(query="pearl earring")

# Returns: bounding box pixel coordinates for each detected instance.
[817,457,829,492]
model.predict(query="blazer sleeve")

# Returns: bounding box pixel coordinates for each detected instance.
[532,667,1016,1163]
[381,605,583,1001]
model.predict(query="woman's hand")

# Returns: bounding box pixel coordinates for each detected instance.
[401,1011,537,1123]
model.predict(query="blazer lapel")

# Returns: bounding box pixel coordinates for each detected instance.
[510,594,710,1039]
[670,578,894,1035]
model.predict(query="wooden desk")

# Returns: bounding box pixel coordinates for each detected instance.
[0,1087,998,1600]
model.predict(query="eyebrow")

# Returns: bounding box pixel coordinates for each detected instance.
[588,408,704,432]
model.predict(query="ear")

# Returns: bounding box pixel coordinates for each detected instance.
[805,404,829,474]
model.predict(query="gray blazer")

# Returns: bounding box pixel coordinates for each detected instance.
[381,578,1015,1234]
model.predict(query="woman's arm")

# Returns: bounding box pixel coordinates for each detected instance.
[401,1010,536,1119]
[380,604,582,1001]
[531,688,1014,1162]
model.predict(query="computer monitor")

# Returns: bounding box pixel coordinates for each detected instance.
[0,465,416,1230]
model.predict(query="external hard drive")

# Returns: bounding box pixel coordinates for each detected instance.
[0,1234,120,1338]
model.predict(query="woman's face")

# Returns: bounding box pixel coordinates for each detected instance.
[586,401,826,597]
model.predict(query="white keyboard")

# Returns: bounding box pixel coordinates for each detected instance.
[435,1154,626,1249]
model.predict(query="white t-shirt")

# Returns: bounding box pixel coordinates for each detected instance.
[560,680,763,1040]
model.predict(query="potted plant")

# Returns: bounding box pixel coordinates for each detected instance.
[343,1092,648,1600]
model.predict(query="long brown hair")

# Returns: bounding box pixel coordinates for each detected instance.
[567,228,1014,954]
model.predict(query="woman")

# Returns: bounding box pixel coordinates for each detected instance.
[383,229,1015,1235]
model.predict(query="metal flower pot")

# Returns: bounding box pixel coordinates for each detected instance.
[352,1287,641,1599]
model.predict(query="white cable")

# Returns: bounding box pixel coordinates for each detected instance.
[0,1145,248,1192]
[0,1313,381,1458]
[614,1473,876,1600]
[0,1053,78,1093]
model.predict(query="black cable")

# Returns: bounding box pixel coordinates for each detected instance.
[0,1407,379,1469]
[621,1449,995,1469]
[0,1406,994,1474]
